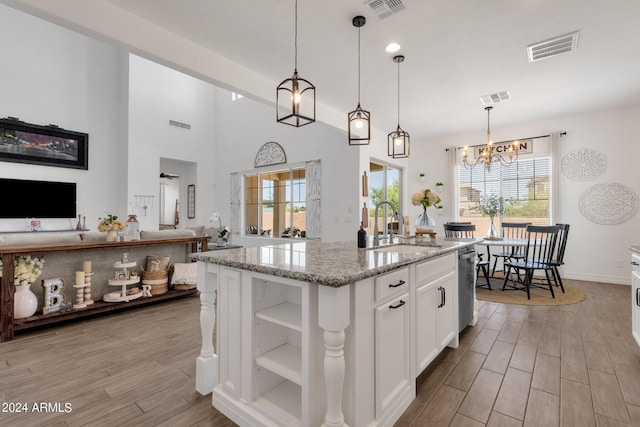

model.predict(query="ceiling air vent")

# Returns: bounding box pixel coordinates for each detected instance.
[479,91,511,106]
[169,119,191,130]
[366,0,405,19]
[527,31,579,63]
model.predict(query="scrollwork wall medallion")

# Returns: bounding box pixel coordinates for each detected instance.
[578,182,638,224]
[562,148,606,181]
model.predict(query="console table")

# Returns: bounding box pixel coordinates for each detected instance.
[0,236,209,342]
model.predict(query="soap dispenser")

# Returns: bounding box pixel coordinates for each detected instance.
[358,222,367,248]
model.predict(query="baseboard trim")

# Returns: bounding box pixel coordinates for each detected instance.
[563,271,630,286]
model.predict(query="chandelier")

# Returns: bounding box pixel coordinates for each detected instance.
[462,106,518,172]
[276,0,316,127]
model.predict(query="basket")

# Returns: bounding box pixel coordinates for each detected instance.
[141,265,171,295]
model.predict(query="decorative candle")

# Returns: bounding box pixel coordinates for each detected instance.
[83,260,92,274]
[75,271,85,286]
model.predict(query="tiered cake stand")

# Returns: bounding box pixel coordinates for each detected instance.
[103,261,143,303]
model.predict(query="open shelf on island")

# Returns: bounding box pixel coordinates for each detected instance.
[253,380,301,426]
[255,301,302,331]
[255,342,302,385]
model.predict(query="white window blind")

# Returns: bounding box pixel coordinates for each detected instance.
[457,136,551,229]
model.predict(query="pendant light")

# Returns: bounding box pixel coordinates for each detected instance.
[276,0,316,127]
[348,16,370,145]
[462,106,518,172]
[388,55,409,158]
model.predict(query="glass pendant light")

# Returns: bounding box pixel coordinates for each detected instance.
[348,15,370,145]
[388,55,409,158]
[276,0,316,127]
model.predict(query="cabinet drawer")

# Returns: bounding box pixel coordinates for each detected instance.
[375,267,409,304]
[416,253,456,284]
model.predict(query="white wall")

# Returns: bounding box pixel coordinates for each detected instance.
[128,55,216,231]
[213,87,360,245]
[0,5,127,232]
[409,107,640,285]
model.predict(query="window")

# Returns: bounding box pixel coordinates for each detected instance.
[245,167,306,238]
[368,160,402,236]
[457,137,551,234]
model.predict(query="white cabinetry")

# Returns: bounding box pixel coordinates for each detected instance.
[415,253,458,374]
[632,252,640,347]
[373,267,411,422]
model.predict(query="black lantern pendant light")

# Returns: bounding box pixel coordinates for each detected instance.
[388,55,409,158]
[276,0,316,127]
[348,16,370,145]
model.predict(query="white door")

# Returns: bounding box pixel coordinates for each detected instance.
[436,271,457,349]
[415,282,438,373]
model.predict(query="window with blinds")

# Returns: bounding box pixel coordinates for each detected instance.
[457,138,551,233]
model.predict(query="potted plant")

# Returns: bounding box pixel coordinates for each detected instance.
[474,194,512,239]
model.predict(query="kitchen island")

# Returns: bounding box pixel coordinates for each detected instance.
[192,238,480,427]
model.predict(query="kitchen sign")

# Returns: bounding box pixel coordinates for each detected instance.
[472,139,533,158]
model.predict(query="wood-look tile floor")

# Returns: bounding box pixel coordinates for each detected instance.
[0,279,638,426]
[398,279,640,427]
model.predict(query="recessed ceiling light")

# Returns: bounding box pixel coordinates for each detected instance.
[385,42,401,53]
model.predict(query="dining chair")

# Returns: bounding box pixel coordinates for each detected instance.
[502,225,561,299]
[443,223,491,289]
[549,224,570,292]
[490,222,531,277]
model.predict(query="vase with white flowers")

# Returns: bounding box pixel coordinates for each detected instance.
[209,212,230,246]
[411,188,443,232]
[97,213,127,241]
[0,255,45,319]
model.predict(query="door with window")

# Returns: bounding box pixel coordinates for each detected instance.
[368,161,402,237]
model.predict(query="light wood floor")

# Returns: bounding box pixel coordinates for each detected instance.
[0,279,638,427]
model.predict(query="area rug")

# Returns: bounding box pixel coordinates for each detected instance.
[476,276,586,306]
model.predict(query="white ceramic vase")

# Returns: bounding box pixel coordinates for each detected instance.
[14,284,38,319]
[106,230,117,242]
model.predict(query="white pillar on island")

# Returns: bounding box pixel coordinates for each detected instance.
[196,262,218,395]
[318,284,351,427]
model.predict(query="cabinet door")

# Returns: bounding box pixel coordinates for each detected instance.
[375,292,411,418]
[415,282,438,373]
[436,271,457,349]
[632,269,640,347]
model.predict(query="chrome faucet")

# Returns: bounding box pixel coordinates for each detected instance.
[373,200,403,246]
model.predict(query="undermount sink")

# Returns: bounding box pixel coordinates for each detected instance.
[369,244,440,254]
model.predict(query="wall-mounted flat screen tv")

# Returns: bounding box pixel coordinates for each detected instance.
[0,178,76,218]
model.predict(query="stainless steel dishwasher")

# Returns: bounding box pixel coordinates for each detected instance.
[458,248,476,332]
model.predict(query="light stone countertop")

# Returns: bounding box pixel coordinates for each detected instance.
[191,238,481,287]
[630,245,640,254]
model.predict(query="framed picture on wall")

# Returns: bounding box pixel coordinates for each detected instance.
[187,184,195,219]
[0,117,88,169]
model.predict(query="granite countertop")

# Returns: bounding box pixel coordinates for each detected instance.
[191,238,480,287]
[630,245,640,254]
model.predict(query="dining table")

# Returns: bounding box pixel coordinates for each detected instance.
[475,237,528,277]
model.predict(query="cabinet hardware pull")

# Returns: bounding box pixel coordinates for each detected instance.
[438,286,445,308]
[389,280,406,288]
[637,288,640,307]
[632,261,640,266]
[389,300,406,309]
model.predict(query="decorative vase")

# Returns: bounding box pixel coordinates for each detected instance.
[216,237,227,247]
[14,284,38,319]
[415,208,436,232]
[487,216,498,239]
[106,230,117,242]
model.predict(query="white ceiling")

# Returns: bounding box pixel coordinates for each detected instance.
[12,0,640,141]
